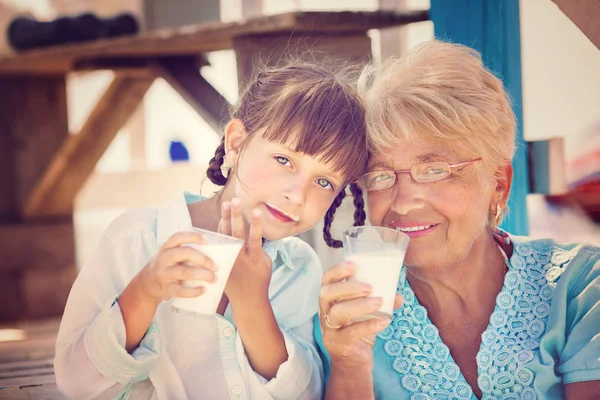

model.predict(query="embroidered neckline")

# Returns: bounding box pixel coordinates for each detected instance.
[377,236,575,400]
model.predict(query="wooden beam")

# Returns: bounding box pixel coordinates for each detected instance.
[552,0,600,50]
[0,76,69,222]
[0,220,74,273]
[156,56,230,133]
[22,73,156,218]
[0,11,429,75]
[0,220,75,321]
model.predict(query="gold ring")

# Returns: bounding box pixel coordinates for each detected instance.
[324,313,343,330]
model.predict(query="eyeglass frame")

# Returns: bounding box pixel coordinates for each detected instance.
[356,158,483,192]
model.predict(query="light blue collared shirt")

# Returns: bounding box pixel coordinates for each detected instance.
[316,234,600,399]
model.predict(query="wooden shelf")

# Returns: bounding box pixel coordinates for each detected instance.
[0,10,429,75]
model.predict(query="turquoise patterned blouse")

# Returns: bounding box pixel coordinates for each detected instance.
[315,234,600,399]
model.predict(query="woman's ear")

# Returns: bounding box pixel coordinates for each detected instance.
[493,162,513,209]
[223,119,248,166]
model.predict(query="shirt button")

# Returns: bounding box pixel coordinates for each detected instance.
[231,385,243,396]
[223,327,234,338]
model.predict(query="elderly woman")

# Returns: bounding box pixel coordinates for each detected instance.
[316,41,600,399]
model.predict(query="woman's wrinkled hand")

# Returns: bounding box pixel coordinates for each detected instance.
[319,261,404,368]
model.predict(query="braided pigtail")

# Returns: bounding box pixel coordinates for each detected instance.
[322,189,347,248]
[349,182,366,227]
[206,138,228,186]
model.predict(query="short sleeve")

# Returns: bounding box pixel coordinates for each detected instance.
[557,247,600,384]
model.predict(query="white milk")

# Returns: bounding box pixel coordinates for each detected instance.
[347,250,405,321]
[171,242,243,316]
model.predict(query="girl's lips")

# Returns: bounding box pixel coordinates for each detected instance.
[265,204,295,223]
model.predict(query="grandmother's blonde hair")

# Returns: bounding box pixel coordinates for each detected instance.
[359,40,517,228]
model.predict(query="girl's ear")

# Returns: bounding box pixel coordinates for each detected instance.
[223,119,248,166]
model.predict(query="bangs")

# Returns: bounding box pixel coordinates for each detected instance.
[260,80,368,183]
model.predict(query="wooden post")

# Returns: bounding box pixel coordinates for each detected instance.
[378,0,408,61]
[156,56,230,133]
[233,32,372,87]
[0,76,75,321]
[552,0,600,50]
[23,73,155,218]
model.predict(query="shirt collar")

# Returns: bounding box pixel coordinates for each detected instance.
[156,192,295,270]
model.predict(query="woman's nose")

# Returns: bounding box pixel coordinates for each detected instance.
[390,174,425,215]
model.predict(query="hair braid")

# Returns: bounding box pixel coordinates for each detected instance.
[349,183,366,227]
[206,138,228,186]
[322,189,347,248]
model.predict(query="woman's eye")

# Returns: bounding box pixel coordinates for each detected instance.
[275,156,291,167]
[374,173,393,182]
[316,178,333,190]
[426,167,446,175]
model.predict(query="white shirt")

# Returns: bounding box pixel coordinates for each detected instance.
[54,193,324,400]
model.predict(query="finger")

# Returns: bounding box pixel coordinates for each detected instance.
[162,231,205,250]
[319,262,358,315]
[321,262,356,286]
[167,282,206,298]
[320,281,371,313]
[327,296,383,327]
[218,201,232,236]
[247,209,263,253]
[160,246,218,272]
[162,264,218,283]
[338,317,391,343]
[393,294,405,310]
[230,197,245,240]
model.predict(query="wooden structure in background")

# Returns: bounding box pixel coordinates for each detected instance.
[0,10,429,322]
[0,319,60,398]
[552,0,600,51]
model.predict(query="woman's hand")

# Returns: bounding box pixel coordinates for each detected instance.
[218,197,272,307]
[319,261,403,368]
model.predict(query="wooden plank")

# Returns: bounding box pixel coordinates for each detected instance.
[0,374,56,389]
[0,331,57,364]
[234,32,372,87]
[0,11,429,75]
[552,0,600,50]
[0,367,55,380]
[0,384,65,400]
[0,76,68,221]
[0,221,75,321]
[76,164,213,210]
[22,73,156,218]
[0,359,54,374]
[0,221,74,272]
[156,56,230,133]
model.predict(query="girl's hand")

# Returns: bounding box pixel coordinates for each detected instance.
[218,198,272,306]
[137,231,219,304]
[319,262,404,369]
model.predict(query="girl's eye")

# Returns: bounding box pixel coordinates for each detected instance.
[275,156,291,167]
[316,178,333,190]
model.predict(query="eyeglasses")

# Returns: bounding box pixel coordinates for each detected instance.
[357,158,482,192]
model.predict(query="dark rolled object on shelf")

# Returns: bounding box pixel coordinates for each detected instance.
[7,12,140,51]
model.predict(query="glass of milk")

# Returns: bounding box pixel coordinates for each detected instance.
[343,226,409,321]
[171,227,244,317]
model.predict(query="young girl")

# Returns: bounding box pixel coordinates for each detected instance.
[54,61,368,400]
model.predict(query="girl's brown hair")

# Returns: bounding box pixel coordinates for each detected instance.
[207,60,368,247]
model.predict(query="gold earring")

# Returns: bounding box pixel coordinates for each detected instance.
[495,203,502,222]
